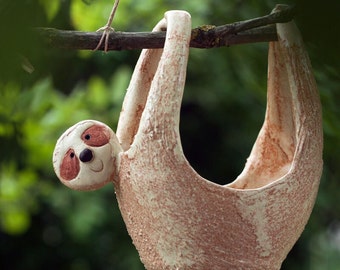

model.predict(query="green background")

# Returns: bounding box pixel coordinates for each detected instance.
[0,0,339,269]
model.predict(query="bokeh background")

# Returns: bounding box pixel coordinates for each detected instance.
[0,0,339,269]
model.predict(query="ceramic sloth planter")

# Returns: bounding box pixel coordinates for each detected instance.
[53,8,323,270]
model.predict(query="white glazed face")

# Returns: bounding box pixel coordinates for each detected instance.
[52,120,121,190]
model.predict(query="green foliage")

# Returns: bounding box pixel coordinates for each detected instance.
[70,0,211,32]
[1,0,339,269]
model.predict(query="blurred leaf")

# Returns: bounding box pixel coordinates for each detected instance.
[309,225,340,269]
[109,66,131,106]
[0,164,38,234]
[1,209,30,235]
[71,0,118,31]
[87,76,110,108]
[39,0,60,21]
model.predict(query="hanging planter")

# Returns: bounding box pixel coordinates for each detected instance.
[53,7,322,270]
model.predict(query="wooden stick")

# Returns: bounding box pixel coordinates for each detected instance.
[36,5,295,51]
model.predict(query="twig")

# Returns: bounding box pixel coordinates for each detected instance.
[93,0,120,52]
[35,5,295,51]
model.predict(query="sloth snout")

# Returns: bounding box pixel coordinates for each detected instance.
[79,148,93,163]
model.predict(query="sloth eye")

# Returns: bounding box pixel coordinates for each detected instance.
[81,125,110,147]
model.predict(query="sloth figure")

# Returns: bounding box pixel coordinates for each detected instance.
[52,10,323,270]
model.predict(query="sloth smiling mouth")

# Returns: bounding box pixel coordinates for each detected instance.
[89,159,104,172]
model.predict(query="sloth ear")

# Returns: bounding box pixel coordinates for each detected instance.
[53,120,123,191]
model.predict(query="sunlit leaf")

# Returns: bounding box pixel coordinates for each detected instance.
[71,0,116,31]
[39,0,61,21]
[0,165,38,235]
[87,76,110,108]
[1,209,30,235]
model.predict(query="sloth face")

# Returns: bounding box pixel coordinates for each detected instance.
[53,120,122,190]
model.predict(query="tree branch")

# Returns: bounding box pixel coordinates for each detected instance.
[36,5,295,51]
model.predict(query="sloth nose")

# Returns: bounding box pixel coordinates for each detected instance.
[79,148,93,163]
